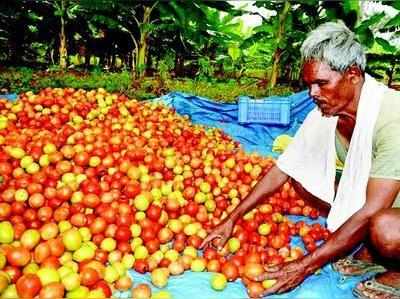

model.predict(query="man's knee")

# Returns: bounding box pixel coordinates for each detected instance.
[369,208,400,260]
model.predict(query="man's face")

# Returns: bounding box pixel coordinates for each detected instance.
[302,60,356,117]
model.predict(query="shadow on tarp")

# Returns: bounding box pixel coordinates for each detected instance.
[120,92,376,299]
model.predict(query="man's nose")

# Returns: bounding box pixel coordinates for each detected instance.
[309,84,320,98]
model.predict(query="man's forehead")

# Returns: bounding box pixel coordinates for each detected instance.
[302,61,334,82]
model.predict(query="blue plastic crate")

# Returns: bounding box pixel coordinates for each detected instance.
[238,96,291,125]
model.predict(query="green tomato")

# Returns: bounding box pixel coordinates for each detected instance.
[62,229,82,251]
[66,286,89,299]
[210,273,227,291]
[62,273,81,291]
[0,222,14,244]
[1,284,18,299]
[37,268,60,286]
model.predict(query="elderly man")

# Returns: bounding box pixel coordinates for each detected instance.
[200,21,400,298]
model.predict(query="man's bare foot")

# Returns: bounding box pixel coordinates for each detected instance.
[376,271,400,289]
[354,271,400,299]
[354,246,374,263]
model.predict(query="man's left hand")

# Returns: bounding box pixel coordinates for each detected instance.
[254,260,310,296]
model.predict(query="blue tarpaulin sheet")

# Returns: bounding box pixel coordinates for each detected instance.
[159,91,315,157]
[128,92,374,299]
[0,93,18,102]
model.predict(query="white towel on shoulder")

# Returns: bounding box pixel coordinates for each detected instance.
[277,74,388,232]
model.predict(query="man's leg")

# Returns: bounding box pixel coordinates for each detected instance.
[369,208,400,262]
[354,208,400,298]
[290,178,331,217]
[368,208,400,284]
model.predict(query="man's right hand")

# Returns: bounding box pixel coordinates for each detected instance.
[199,218,234,250]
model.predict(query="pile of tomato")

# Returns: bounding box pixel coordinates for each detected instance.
[0,88,330,298]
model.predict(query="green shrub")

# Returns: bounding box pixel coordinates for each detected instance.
[0,67,294,102]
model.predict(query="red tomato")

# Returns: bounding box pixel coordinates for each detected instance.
[230,255,245,268]
[203,247,218,260]
[141,227,156,243]
[73,152,89,166]
[244,262,264,280]
[116,213,134,226]
[3,265,22,283]
[7,246,31,267]
[94,249,108,264]
[134,259,148,274]
[0,203,11,220]
[11,202,25,215]
[114,226,132,242]
[184,201,199,217]
[90,217,107,234]
[270,235,286,250]
[34,242,51,264]
[306,242,317,253]
[173,239,185,252]
[146,204,162,221]
[221,262,239,281]
[41,256,60,269]
[145,239,160,254]
[101,208,117,224]
[244,252,261,265]
[187,235,202,249]
[159,258,171,268]
[16,274,42,299]
[80,268,100,287]
[207,259,221,272]
[83,194,100,208]
[70,213,87,227]
[117,241,131,254]
[247,282,264,298]
[93,280,112,298]
[47,238,65,257]
[38,282,65,299]
[123,182,141,198]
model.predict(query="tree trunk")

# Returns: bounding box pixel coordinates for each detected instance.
[268,0,290,89]
[174,55,184,77]
[59,0,67,69]
[135,6,154,79]
[388,61,396,87]
[131,49,137,80]
[136,33,148,78]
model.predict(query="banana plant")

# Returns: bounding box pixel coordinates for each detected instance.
[80,0,233,80]
[0,0,52,65]
[249,0,314,88]
[37,0,82,69]
[244,0,398,88]
[156,1,236,77]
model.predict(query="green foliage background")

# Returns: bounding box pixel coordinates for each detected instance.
[0,0,399,100]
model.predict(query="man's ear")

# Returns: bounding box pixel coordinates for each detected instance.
[345,65,363,84]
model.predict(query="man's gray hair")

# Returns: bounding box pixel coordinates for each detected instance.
[300,21,366,72]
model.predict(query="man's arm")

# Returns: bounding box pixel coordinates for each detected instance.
[260,177,400,295]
